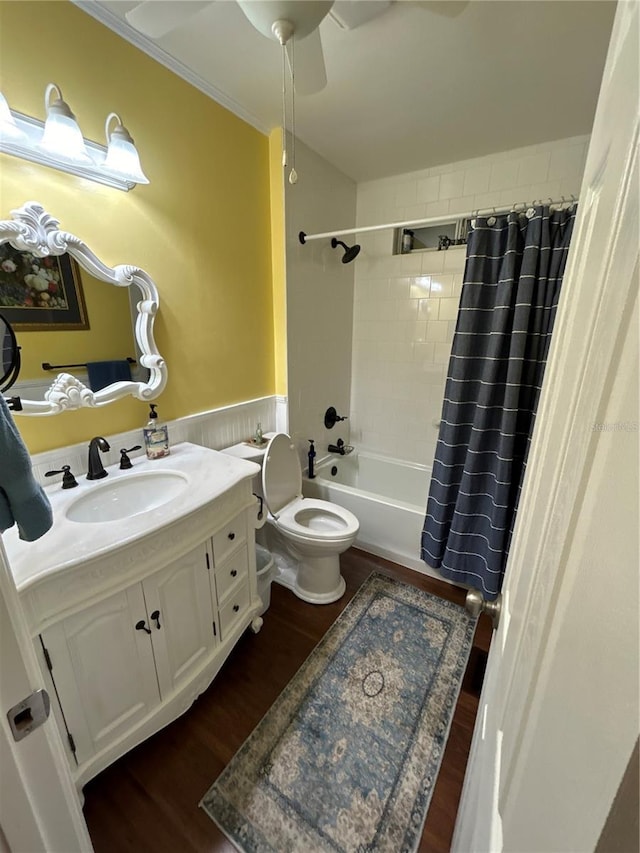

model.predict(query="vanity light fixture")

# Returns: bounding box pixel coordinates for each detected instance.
[39,83,92,164]
[0,84,149,191]
[102,112,149,184]
[0,92,28,145]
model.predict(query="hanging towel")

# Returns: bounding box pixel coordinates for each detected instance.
[0,396,53,541]
[87,360,132,391]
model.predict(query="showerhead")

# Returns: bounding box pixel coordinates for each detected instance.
[331,237,361,264]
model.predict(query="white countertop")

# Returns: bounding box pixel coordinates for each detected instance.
[4,442,260,593]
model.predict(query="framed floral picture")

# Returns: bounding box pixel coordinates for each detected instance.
[0,245,89,331]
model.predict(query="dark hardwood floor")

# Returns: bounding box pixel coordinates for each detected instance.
[82,549,492,852]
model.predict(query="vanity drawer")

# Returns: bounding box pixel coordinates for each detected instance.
[215,546,249,603]
[219,581,250,640]
[212,512,247,565]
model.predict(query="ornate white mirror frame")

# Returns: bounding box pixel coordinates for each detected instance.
[0,201,167,415]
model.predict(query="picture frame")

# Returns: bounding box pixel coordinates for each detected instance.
[0,245,89,331]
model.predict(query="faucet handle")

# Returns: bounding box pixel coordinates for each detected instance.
[119,445,142,469]
[45,465,78,489]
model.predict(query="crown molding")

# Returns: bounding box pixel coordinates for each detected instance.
[73,1,270,137]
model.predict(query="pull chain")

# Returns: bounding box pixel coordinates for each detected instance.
[281,40,288,169]
[288,34,297,184]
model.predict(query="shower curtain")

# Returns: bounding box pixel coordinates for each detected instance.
[421,204,577,599]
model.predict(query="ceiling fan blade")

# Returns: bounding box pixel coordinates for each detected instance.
[125,1,211,39]
[329,0,392,30]
[286,28,327,95]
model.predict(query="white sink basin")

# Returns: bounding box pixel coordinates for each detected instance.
[66,470,189,523]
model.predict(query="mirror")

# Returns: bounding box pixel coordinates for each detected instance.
[0,311,21,393]
[0,201,167,415]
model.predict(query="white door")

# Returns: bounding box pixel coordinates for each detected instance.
[0,540,93,852]
[453,4,639,850]
[142,542,216,698]
[42,584,160,766]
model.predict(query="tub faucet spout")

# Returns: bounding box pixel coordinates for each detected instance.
[328,438,354,456]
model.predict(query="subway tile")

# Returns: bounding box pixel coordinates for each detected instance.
[410,320,428,342]
[426,320,450,343]
[548,144,587,181]
[403,202,427,222]
[417,174,441,203]
[438,297,460,321]
[434,342,453,361]
[421,251,445,274]
[395,182,418,207]
[409,275,432,299]
[389,276,411,299]
[394,341,414,363]
[439,171,465,200]
[425,198,451,219]
[400,251,424,274]
[517,151,550,187]
[414,341,436,363]
[443,249,466,273]
[463,165,491,197]
[489,159,520,191]
[429,274,455,298]
[396,298,419,321]
[417,298,438,321]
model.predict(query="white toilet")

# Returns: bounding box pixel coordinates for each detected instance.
[261,433,359,604]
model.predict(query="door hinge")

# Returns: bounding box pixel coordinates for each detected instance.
[68,732,77,755]
[212,620,217,637]
[206,552,211,571]
[43,645,53,672]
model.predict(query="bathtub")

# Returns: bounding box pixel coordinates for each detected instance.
[303,451,447,581]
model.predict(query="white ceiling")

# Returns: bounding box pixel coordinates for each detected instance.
[81,0,616,182]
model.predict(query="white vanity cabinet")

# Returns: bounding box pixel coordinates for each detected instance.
[40,541,220,766]
[5,443,264,790]
[39,583,162,766]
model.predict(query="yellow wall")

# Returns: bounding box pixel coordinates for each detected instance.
[0,0,275,453]
[268,128,287,396]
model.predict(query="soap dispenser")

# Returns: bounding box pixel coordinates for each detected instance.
[143,404,170,459]
[308,439,316,479]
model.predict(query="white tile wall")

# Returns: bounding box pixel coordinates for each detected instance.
[284,138,357,466]
[351,135,590,467]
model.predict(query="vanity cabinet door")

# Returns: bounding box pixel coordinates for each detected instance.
[40,585,160,766]
[142,542,217,698]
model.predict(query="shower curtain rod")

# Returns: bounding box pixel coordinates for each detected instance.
[298,195,578,244]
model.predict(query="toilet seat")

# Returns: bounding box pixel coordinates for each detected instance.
[262,434,359,542]
[277,497,359,542]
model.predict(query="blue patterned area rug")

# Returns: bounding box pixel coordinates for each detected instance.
[200,572,476,852]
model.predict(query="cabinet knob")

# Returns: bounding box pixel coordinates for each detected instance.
[230,569,237,577]
[233,604,239,613]
[228,532,235,541]
[150,610,161,630]
[135,620,151,635]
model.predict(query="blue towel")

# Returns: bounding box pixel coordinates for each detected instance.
[0,396,53,541]
[87,360,132,392]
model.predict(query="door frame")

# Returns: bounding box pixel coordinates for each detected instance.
[453,2,639,849]
[0,539,92,852]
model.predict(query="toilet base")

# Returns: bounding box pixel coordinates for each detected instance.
[272,551,346,605]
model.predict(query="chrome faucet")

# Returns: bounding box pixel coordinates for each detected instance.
[87,436,110,480]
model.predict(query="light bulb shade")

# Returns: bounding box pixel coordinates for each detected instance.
[0,92,29,146]
[102,114,149,184]
[38,84,93,164]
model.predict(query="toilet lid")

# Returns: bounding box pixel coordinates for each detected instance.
[262,433,303,518]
